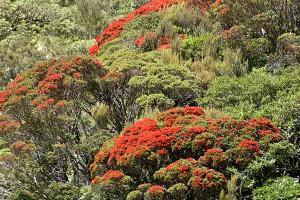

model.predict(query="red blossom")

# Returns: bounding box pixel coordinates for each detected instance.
[233,139,264,165]
[73,72,82,79]
[238,139,261,153]
[189,167,226,191]
[92,107,281,169]
[157,148,167,155]
[0,116,20,133]
[135,36,145,48]
[247,118,280,134]
[199,148,229,169]
[157,43,171,50]
[147,185,165,193]
[102,170,124,181]
[100,71,123,82]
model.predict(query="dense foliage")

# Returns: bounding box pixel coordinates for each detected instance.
[1,0,300,199]
[90,107,281,199]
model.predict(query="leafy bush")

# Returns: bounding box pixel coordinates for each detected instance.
[180,34,211,61]
[7,190,36,200]
[201,66,300,130]
[253,176,300,200]
[127,190,143,200]
[240,140,300,190]
[45,182,80,200]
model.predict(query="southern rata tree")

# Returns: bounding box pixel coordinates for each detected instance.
[0,56,108,198]
[90,106,281,199]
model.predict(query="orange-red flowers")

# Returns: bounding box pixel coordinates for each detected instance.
[0,56,105,112]
[102,170,124,181]
[89,0,187,56]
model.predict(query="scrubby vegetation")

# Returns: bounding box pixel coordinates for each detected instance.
[0,0,299,199]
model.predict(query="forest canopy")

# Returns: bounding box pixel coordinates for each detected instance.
[0,0,300,199]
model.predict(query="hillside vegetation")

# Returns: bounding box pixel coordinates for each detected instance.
[0,0,300,199]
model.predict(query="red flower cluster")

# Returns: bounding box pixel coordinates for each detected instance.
[0,115,20,133]
[235,139,263,165]
[0,75,28,110]
[147,185,165,193]
[248,118,280,134]
[192,132,216,152]
[100,71,124,82]
[134,33,172,50]
[88,44,99,56]
[102,170,124,181]
[144,185,166,199]
[93,140,116,166]
[157,107,205,127]
[38,73,62,95]
[90,176,100,187]
[108,125,185,165]
[199,148,229,169]
[188,0,228,15]
[0,57,106,112]
[92,107,281,169]
[154,158,198,185]
[188,167,226,190]
[10,141,35,153]
[89,0,186,56]
[157,148,167,155]
[238,139,261,152]
[123,118,159,136]
[135,35,146,48]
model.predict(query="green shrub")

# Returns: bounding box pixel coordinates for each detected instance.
[166,183,188,200]
[45,182,80,200]
[201,66,300,130]
[7,190,36,200]
[253,176,300,200]
[180,34,211,61]
[127,190,143,200]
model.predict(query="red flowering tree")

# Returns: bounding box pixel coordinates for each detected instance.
[0,56,109,197]
[89,0,187,56]
[90,106,281,199]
